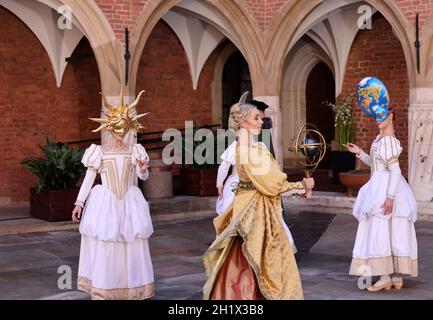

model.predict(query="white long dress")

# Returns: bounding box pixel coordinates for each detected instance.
[349,135,418,277]
[216,141,297,252]
[74,143,154,299]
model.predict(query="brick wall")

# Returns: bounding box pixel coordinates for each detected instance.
[95,0,149,43]
[244,0,288,31]
[341,13,409,177]
[396,0,433,31]
[92,0,433,36]
[0,7,100,204]
[135,20,218,132]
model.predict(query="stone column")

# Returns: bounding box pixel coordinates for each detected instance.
[408,93,433,202]
[100,95,138,146]
[254,95,283,169]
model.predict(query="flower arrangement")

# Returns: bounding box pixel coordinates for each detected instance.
[323,94,354,152]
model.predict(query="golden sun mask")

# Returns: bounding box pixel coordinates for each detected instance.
[89,88,149,133]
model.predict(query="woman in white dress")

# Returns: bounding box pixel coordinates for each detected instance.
[347,78,417,292]
[216,140,237,216]
[71,90,154,300]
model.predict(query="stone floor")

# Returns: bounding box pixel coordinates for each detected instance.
[1,210,433,300]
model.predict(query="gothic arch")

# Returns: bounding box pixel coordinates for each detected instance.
[281,38,334,167]
[211,42,238,125]
[58,0,122,94]
[267,0,416,95]
[0,0,84,87]
[129,0,264,96]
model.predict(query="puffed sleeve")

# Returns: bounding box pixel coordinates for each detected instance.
[379,136,402,166]
[81,144,102,171]
[132,144,150,181]
[216,161,231,188]
[216,142,237,188]
[75,144,101,207]
[240,144,306,197]
[379,136,403,198]
[220,141,237,165]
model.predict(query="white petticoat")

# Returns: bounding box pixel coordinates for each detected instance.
[80,185,154,242]
[353,171,417,222]
[78,235,154,293]
[216,174,238,215]
[350,171,418,277]
[78,185,154,298]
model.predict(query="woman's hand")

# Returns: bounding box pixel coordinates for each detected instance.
[381,197,394,215]
[344,143,362,155]
[303,177,315,199]
[303,177,315,189]
[72,205,82,223]
[138,159,149,172]
[217,187,223,199]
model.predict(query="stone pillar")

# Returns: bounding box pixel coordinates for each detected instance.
[100,95,138,145]
[281,80,307,168]
[254,95,283,169]
[211,80,222,126]
[408,93,433,202]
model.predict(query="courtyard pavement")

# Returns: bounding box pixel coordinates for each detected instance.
[1,209,433,300]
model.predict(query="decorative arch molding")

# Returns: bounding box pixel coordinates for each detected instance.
[281,38,333,167]
[0,0,83,87]
[420,10,433,87]
[1,0,122,92]
[59,0,122,94]
[130,0,263,95]
[211,42,238,125]
[266,0,416,96]
[161,3,234,90]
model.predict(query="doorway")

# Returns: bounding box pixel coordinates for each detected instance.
[221,51,252,129]
[305,61,335,169]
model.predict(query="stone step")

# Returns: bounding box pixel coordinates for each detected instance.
[0,196,217,235]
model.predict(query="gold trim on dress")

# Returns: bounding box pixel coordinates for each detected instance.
[350,256,418,277]
[77,276,154,300]
[387,157,399,166]
[100,155,132,199]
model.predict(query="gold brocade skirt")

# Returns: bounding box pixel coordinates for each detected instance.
[210,237,264,300]
[203,191,304,300]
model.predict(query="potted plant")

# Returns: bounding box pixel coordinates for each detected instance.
[179,125,224,196]
[21,137,86,221]
[323,94,356,184]
[339,169,370,197]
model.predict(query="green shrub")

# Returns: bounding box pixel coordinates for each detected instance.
[21,137,85,192]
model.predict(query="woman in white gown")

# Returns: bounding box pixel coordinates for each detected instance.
[347,77,417,292]
[72,90,154,300]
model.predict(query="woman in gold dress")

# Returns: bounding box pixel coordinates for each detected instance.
[203,101,314,300]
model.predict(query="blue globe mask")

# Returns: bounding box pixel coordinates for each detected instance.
[356,77,391,122]
[371,104,393,123]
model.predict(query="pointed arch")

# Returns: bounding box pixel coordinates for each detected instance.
[266,0,416,95]
[129,0,264,95]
